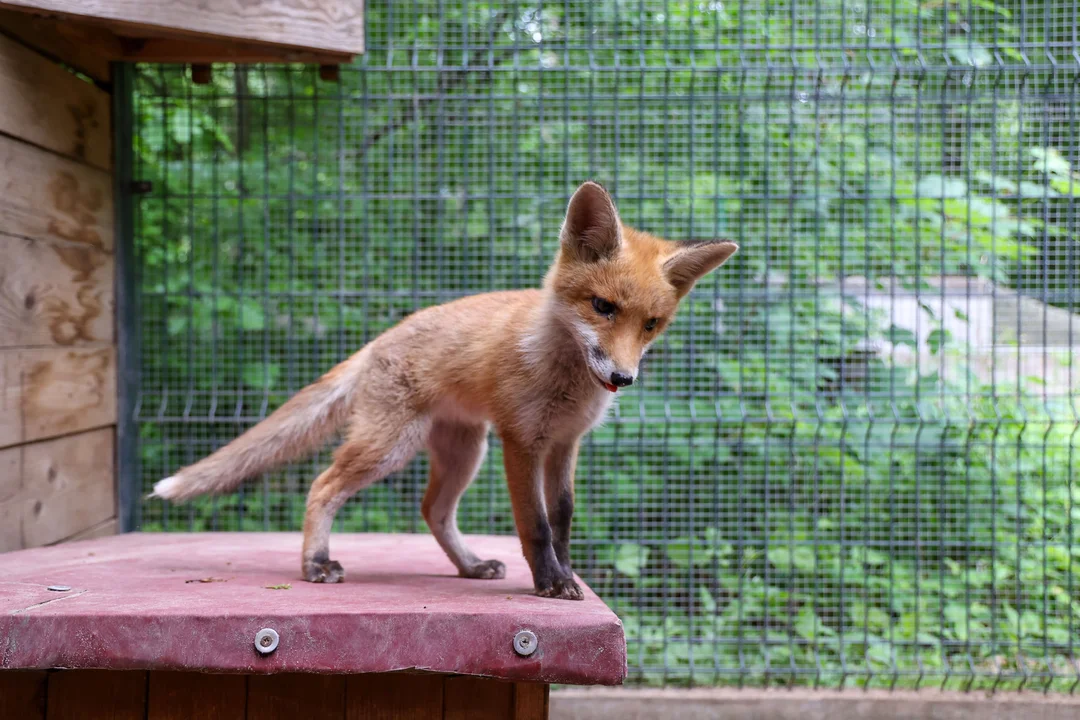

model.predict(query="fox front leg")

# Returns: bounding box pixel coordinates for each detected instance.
[544,439,579,578]
[501,436,583,600]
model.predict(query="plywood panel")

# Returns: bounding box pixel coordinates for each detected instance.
[0,136,113,251]
[147,672,247,720]
[0,671,47,720]
[247,674,345,719]
[20,427,114,548]
[0,233,113,348]
[0,1,364,55]
[0,445,23,551]
[0,35,111,170]
[346,674,443,720]
[46,671,147,720]
[20,346,116,442]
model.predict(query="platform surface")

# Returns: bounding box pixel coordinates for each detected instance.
[0,533,626,685]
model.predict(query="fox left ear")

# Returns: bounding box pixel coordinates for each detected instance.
[663,240,739,298]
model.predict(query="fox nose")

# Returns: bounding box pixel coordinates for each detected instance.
[610,371,634,388]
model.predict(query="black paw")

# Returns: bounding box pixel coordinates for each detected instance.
[461,559,506,579]
[303,559,345,583]
[535,577,584,600]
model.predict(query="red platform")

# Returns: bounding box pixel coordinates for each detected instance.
[0,532,626,686]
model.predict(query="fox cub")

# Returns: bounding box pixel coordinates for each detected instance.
[153,181,737,600]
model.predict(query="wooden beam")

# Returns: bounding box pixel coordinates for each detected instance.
[0,233,114,349]
[20,426,115,548]
[0,9,113,83]
[0,0,364,56]
[114,35,352,64]
[0,33,111,170]
[0,135,113,251]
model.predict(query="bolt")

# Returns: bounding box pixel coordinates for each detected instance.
[513,629,538,657]
[254,628,279,655]
[47,585,71,592]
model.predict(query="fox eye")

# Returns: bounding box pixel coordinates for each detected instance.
[645,318,658,331]
[592,297,616,316]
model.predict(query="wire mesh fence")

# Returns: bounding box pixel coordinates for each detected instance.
[129,0,1080,691]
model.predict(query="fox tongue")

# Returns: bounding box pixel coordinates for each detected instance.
[603,382,619,393]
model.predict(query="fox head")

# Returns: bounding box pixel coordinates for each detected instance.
[545,181,738,393]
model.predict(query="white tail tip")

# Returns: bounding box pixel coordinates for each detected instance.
[150,475,183,500]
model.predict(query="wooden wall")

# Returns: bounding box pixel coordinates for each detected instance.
[0,34,117,552]
[0,671,549,720]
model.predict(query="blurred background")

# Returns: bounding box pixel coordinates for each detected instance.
[132,0,1080,691]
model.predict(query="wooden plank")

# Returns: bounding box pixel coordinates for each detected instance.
[54,516,116,543]
[21,427,114,548]
[0,1,365,56]
[0,34,111,170]
[0,233,114,348]
[513,683,549,720]
[247,674,345,720]
[346,674,443,720]
[46,670,147,720]
[444,677,514,720]
[0,9,113,82]
[148,672,247,720]
[0,445,22,550]
[0,671,47,719]
[0,135,113,251]
[20,346,116,442]
[0,350,20,447]
[116,35,351,64]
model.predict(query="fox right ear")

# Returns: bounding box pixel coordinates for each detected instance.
[560,181,622,263]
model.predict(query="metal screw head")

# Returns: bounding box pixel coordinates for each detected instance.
[254,628,279,655]
[47,585,71,592]
[513,630,538,657]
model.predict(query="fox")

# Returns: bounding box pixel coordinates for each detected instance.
[151,181,737,600]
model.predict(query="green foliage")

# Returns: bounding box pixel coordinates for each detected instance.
[135,0,1080,690]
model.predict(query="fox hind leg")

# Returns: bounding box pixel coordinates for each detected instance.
[302,413,428,583]
[422,420,505,579]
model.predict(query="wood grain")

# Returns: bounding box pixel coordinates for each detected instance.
[0,445,22,551]
[46,670,147,720]
[0,1,365,55]
[248,674,346,719]
[0,34,111,170]
[0,9,113,82]
[148,672,247,720]
[513,683,550,720]
[0,350,20,447]
[20,427,114,548]
[0,233,114,348]
[0,135,113,251]
[444,677,515,720]
[19,345,116,442]
[346,674,443,720]
[0,671,47,720]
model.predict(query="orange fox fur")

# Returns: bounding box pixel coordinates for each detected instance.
[152,182,737,599]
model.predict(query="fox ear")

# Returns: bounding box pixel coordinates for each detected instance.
[560,181,622,263]
[663,240,739,298]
